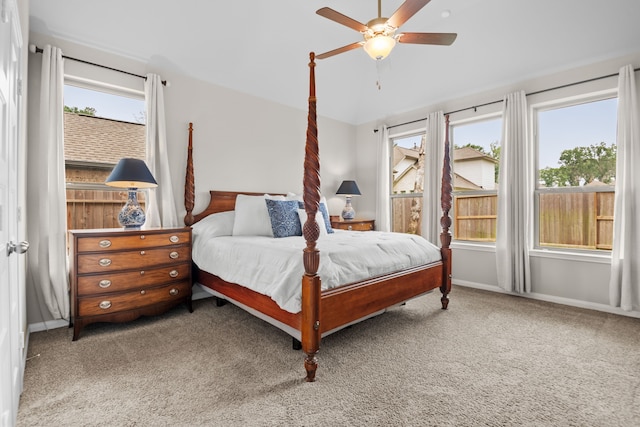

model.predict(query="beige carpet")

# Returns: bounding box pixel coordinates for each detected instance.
[18,286,640,426]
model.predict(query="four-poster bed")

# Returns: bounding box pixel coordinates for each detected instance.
[183,53,452,382]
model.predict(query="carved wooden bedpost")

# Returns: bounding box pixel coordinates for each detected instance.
[301,52,322,382]
[184,122,195,226]
[440,114,453,309]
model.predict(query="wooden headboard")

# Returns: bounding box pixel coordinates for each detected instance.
[188,190,285,225]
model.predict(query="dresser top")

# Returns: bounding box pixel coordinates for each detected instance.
[69,227,191,236]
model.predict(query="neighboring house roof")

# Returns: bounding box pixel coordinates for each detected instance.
[64,112,145,167]
[454,173,483,190]
[454,146,498,164]
[393,145,419,171]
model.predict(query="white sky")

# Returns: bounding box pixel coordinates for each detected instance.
[64,85,145,124]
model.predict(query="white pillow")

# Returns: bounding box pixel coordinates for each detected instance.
[288,192,333,234]
[191,211,235,240]
[232,194,284,237]
[297,209,328,236]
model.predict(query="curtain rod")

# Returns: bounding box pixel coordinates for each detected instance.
[29,44,168,86]
[388,66,640,130]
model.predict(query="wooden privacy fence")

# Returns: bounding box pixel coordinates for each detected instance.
[392,197,422,235]
[538,191,613,250]
[393,191,614,250]
[66,189,146,230]
[454,194,497,242]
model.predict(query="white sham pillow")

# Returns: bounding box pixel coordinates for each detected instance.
[232,194,284,237]
[191,211,235,240]
[297,209,328,236]
[287,192,333,234]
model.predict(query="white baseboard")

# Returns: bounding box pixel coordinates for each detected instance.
[28,319,69,333]
[453,279,640,319]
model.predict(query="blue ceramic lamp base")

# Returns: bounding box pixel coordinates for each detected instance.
[341,196,355,220]
[118,189,146,229]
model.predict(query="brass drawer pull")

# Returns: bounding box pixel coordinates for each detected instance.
[140,290,146,295]
[169,288,179,296]
[99,239,112,248]
[99,301,112,310]
[98,280,111,288]
[99,259,112,267]
[140,271,145,275]
[169,251,179,259]
[169,235,179,243]
[169,270,179,278]
[140,250,146,255]
[140,235,146,240]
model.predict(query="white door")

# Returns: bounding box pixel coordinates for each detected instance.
[0,1,25,426]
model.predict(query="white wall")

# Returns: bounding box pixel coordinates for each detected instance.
[355,51,640,318]
[26,32,356,325]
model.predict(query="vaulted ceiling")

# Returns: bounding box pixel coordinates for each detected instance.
[29,0,640,125]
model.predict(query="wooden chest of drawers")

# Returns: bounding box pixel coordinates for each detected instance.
[68,227,193,340]
[330,218,375,231]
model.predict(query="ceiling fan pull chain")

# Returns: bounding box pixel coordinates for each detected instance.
[376,60,383,90]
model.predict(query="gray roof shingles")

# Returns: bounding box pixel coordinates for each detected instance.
[63,112,145,166]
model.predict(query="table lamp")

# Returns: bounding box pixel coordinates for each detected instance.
[336,180,361,220]
[105,158,158,229]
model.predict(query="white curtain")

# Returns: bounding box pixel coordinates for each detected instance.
[375,125,391,231]
[144,73,178,228]
[609,65,640,311]
[496,91,533,293]
[421,111,445,245]
[26,45,69,319]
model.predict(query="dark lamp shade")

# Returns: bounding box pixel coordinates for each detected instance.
[336,180,361,196]
[105,158,158,189]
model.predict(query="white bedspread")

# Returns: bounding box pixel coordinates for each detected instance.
[192,229,442,314]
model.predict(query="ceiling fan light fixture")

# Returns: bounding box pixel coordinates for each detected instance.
[363,34,396,60]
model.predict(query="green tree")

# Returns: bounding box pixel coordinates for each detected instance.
[454,143,486,153]
[539,142,616,187]
[64,105,97,116]
[489,141,501,183]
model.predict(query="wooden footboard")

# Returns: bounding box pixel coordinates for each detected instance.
[193,260,443,337]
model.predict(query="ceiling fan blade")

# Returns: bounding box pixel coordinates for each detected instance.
[398,32,457,46]
[316,7,368,32]
[387,0,431,28]
[316,42,364,60]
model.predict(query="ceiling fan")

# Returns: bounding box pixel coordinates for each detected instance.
[316,0,457,60]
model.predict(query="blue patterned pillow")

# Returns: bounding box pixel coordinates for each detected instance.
[265,199,302,238]
[297,201,334,234]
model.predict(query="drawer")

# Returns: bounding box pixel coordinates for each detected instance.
[77,246,191,274]
[332,221,374,231]
[76,231,191,253]
[78,280,191,317]
[76,263,191,296]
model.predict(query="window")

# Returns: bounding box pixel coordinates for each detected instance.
[64,83,146,230]
[535,95,617,251]
[390,133,425,234]
[450,117,501,242]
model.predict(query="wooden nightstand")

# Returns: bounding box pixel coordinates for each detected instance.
[330,218,375,231]
[68,227,193,340]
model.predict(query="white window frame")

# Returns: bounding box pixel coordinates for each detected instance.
[63,77,146,229]
[388,128,426,233]
[449,113,502,245]
[531,89,617,255]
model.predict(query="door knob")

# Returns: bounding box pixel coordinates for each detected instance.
[6,241,29,256]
